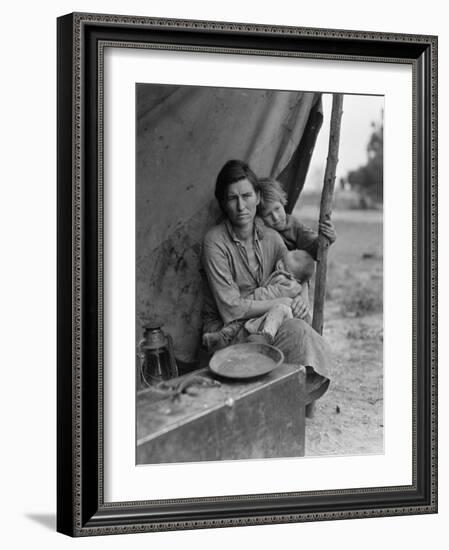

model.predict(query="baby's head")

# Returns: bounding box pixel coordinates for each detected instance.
[258,178,288,231]
[285,250,315,283]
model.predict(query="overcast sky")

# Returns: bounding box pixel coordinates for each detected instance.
[305,93,384,191]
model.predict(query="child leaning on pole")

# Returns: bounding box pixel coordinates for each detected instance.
[257,176,337,329]
[257,177,337,259]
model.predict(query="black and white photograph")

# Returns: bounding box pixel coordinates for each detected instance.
[135,83,384,464]
[0,0,443,545]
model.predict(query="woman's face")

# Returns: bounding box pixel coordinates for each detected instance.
[260,200,287,231]
[223,178,260,228]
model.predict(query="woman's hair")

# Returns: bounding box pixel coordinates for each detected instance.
[258,177,288,208]
[215,160,259,214]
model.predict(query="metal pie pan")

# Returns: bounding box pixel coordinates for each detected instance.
[209,342,284,380]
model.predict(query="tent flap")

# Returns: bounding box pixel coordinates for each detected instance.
[136,84,322,362]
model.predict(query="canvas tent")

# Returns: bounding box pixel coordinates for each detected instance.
[136,83,323,365]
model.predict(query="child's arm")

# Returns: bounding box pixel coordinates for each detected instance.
[292,220,319,260]
[249,277,302,300]
[290,217,337,257]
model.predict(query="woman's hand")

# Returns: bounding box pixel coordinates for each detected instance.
[291,294,310,320]
[319,219,337,244]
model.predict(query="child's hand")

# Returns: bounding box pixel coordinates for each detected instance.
[319,219,337,244]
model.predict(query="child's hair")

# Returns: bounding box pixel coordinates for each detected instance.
[285,250,315,282]
[258,177,288,209]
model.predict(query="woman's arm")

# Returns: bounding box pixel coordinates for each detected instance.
[202,240,291,324]
[241,297,293,320]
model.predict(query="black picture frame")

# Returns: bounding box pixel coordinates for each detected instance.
[57,12,438,536]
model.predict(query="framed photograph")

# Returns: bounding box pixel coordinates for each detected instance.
[57,12,437,536]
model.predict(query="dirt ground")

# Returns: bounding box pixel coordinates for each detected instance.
[297,205,384,457]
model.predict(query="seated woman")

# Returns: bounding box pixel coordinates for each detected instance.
[201,159,331,405]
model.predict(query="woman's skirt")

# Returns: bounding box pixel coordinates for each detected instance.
[230,317,331,404]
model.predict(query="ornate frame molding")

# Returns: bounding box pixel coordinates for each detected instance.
[57,12,437,536]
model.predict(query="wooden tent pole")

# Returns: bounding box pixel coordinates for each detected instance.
[306,94,343,419]
[312,93,344,336]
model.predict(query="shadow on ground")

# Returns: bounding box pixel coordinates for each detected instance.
[25,513,56,531]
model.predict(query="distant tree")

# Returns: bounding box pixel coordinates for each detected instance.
[347,115,383,205]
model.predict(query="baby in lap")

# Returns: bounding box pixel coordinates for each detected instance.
[202,249,314,351]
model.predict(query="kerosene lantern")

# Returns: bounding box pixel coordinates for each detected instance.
[138,322,179,386]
